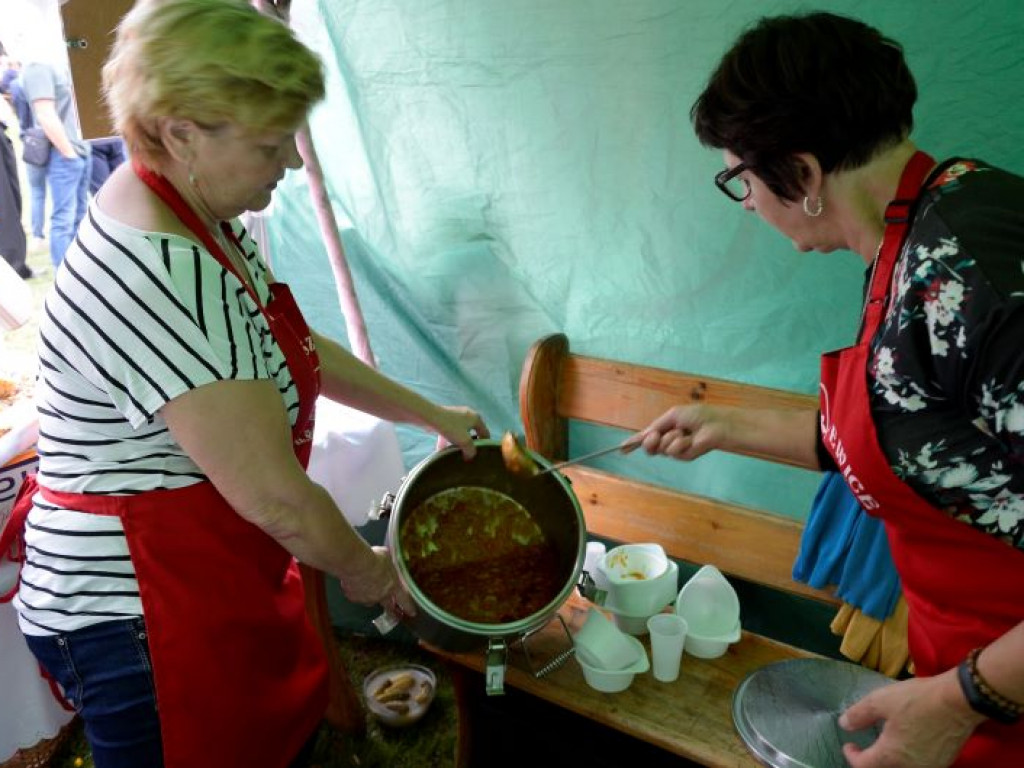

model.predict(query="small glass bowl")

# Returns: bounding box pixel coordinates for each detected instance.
[362,664,437,727]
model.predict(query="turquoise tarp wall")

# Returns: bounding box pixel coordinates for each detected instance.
[266,0,1024,524]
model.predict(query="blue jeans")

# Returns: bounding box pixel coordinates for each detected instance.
[46,150,89,269]
[25,618,164,768]
[26,161,46,239]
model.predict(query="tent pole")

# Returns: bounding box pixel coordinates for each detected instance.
[295,128,377,368]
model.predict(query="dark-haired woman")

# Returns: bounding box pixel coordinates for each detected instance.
[637,12,1023,768]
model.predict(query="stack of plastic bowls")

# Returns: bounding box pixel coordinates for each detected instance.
[597,543,680,635]
[674,564,741,658]
[572,607,649,692]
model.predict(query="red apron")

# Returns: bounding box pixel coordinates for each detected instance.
[819,151,1024,764]
[1,162,328,768]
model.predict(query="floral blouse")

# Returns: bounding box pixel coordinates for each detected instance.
[864,159,1024,551]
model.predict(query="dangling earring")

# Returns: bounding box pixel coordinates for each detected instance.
[802,195,823,217]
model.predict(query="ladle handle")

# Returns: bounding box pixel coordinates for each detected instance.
[538,434,643,475]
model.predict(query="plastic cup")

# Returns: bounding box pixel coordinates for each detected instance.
[584,541,609,590]
[647,613,688,682]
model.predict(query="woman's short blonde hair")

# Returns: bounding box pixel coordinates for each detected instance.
[104,0,325,164]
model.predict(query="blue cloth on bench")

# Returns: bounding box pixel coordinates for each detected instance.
[792,471,901,620]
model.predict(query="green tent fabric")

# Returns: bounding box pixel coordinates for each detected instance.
[265,0,1024,527]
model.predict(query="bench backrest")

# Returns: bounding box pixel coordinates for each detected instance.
[519,333,837,606]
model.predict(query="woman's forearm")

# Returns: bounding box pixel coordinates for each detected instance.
[254,479,383,582]
[641,403,820,469]
[720,407,821,469]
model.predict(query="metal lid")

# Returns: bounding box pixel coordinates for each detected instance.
[732,657,893,768]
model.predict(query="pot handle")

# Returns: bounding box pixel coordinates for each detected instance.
[367,491,396,522]
[577,570,607,606]
[372,608,401,635]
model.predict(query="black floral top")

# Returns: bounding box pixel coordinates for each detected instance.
[822,160,1024,551]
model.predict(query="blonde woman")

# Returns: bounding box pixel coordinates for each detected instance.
[1,2,488,766]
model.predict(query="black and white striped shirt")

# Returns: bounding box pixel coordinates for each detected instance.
[15,202,300,635]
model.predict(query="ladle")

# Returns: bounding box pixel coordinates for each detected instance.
[501,431,643,478]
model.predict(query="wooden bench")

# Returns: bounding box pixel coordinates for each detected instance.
[433,333,841,767]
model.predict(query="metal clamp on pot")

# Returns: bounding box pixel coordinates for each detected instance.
[577,569,607,605]
[371,440,587,695]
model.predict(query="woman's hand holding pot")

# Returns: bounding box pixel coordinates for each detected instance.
[431,406,490,459]
[341,546,416,618]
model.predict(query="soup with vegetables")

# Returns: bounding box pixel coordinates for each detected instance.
[400,487,563,624]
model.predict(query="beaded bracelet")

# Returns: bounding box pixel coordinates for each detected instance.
[956,647,1023,725]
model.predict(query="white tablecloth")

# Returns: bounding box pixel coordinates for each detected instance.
[1,437,71,763]
[0,603,75,762]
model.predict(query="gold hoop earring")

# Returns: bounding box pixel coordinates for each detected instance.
[802,195,823,217]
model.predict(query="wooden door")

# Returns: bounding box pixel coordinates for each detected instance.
[60,0,135,140]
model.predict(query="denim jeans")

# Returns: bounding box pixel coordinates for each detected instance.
[26,161,46,239]
[46,150,90,269]
[25,618,164,768]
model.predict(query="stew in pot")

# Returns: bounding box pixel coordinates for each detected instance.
[400,486,563,624]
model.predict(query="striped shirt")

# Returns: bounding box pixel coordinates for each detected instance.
[15,201,300,635]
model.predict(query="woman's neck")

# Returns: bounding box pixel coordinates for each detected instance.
[832,140,922,264]
[157,162,223,234]
[147,160,250,283]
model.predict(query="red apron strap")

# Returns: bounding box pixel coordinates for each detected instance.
[131,159,321,464]
[131,159,263,308]
[40,664,76,712]
[858,150,936,342]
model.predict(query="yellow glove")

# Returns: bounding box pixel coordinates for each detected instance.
[829,595,910,678]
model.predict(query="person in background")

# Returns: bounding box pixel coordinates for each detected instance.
[0,51,29,277]
[637,12,1023,768]
[6,73,48,243]
[21,59,90,269]
[1,2,489,767]
[88,136,126,195]
[0,112,29,277]
[0,53,18,98]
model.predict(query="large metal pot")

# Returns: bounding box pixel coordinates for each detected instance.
[374,440,586,693]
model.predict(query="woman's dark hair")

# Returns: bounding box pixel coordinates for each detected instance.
[691,12,917,201]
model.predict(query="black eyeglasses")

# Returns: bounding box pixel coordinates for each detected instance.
[715,162,752,202]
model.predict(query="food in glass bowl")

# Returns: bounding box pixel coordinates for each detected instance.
[363,664,437,727]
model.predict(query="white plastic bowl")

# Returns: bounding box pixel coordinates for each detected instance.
[600,547,679,618]
[573,607,641,670]
[575,635,650,692]
[674,565,742,659]
[684,619,742,659]
[600,543,668,584]
[606,609,653,636]
[675,564,740,637]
